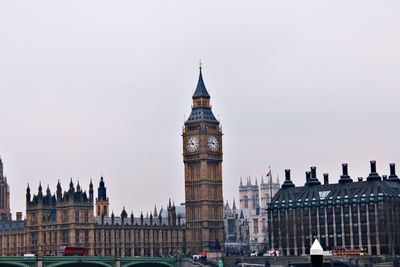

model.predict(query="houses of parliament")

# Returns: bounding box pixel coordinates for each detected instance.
[0,67,225,257]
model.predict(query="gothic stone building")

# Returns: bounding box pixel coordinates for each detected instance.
[0,67,225,256]
[183,66,225,256]
[0,177,185,257]
[239,173,280,251]
[268,161,400,256]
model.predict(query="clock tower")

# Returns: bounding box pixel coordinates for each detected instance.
[183,66,224,255]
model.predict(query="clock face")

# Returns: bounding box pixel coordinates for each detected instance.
[187,136,199,152]
[208,136,219,151]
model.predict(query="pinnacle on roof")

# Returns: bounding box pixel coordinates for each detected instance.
[225,200,230,210]
[192,65,210,99]
[69,178,74,189]
[232,199,237,210]
[154,204,158,217]
[121,207,127,218]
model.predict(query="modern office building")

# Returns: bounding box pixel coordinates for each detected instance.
[268,161,400,256]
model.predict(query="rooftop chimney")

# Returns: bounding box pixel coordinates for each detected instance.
[338,163,353,184]
[307,167,321,186]
[388,163,400,182]
[323,173,329,185]
[382,175,387,181]
[367,160,381,181]
[16,212,22,221]
[282,169,295,189]
[358,177,363,182]
[305,171,311,185]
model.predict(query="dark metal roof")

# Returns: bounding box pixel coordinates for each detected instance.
[270,180,400,209]
[192,68,210,99]
[186,107,218,124]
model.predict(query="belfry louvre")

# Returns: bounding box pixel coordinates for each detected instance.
[268,161,400,256]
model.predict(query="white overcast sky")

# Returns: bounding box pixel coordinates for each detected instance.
[1,1,400,217]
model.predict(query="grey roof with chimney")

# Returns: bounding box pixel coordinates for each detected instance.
[269,161,400,209]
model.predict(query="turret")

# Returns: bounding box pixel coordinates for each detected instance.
[0,156,3,179]
[97,177,107,200]
[69,178,75,193]
[89,179,94,201]
[56,180,62,200]
[96,177,109,217]
[121,207,127,224]
[38,182,43,198]
[26,184,31,204]
[153,204,158,218]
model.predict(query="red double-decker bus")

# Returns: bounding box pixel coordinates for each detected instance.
[59,246,88,256]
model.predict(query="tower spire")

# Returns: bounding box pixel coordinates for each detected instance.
[192,63,210,99]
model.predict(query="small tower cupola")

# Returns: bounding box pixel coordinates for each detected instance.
[96,176,109,217]
[98,177,107,201]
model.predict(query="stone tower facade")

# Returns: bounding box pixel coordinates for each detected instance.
[183,67,224,255]
[95,177,109,217]
[239,172,280,251]
[0,157,11,221]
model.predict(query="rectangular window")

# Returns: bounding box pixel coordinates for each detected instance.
[76,229,80,243]
[75,211,80,223]
[253,219,259,234]
[85,230,89,244]
[84,210,89,223]
[63,230,69,244]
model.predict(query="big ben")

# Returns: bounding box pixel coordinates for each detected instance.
[183,65,224,255]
